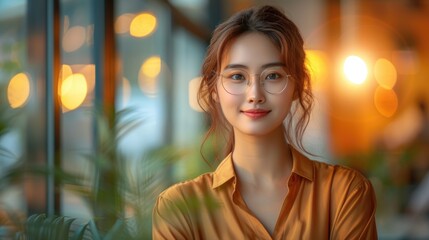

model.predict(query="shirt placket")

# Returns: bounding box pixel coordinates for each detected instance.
[273,173,300,239]
[231,179,274,239]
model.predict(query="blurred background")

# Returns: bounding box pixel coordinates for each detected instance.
[0,0,429,239]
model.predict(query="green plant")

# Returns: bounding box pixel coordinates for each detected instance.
[15,214,82,240]
[14,214,133,240]
[0,105,187,239]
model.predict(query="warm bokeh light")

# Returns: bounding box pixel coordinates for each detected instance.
[305,50,328,84]
[138,56,161,96]
[374,58,397,89]
[130,13,157,37]
[122,77,131,106]
[60,64,73,80]
[7,72,30,108]
[189,77,204,112]
[343,55,368,84]
[60,73,88,111]
[141,56,161,78]
[374,86,398,118]
[138,76,157,97]
[63,25,86,52]
[78,64,95,93]
[115,13,135,34]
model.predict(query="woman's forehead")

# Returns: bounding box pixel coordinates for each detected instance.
[220,32,283,70]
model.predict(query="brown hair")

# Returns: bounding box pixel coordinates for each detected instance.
[198,5,314,162]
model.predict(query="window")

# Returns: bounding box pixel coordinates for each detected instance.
[0,0,209,235]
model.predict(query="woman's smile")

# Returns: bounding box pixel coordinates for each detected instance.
[241,109,271,119]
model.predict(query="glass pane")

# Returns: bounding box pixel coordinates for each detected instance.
[0,0,43,237]
[114,1,207,236]
[59,0,95,219]
[115,1,169,159]
[0,0,209,237]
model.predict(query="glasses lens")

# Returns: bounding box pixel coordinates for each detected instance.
[260,68,289,94]
[221,70,249,95]
[220,68,289,95]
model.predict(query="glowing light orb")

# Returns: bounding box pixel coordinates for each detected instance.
[60,73,88,111]
[63,26,86,52]
[343,55,368,84]
[130,13,157,38]
[138,56,162,96]
[7,73,30,108]
[374,86,398,118]
[115,13,135,34]
[374,58,397,90]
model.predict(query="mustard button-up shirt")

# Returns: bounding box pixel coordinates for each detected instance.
[153,148,377,239]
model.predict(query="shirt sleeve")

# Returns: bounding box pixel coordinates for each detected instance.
[331,177,378,240]
[152,195,193,240]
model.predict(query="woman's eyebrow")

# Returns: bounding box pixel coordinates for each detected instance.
[223,62,285,70]
[223,64,248,70]
[261,62,286,68]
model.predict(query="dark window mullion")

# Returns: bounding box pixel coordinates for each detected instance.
[46,0,62,216]
[93,0,119,230]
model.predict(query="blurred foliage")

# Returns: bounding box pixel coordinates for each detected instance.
[0,103,188,239]
[0,83,23,170]
[13,214,133,240]
[15,214,83,240]
[0,37,24,75]
[338,146,420,221]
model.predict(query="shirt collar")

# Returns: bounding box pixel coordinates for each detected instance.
[212,153,235,189]
[290,147,314,181]
[212,147,314,189]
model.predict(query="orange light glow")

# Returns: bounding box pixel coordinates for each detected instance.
[374,58,397,89]
[115,13,135,34]
[7,73,30,108]
[60,64,73,80]
[343,55,368,84]
[130,13,157,38]
[63,26,86,52]
[374,86,398,118]
[60,73,88,111]
[305,50,328,84]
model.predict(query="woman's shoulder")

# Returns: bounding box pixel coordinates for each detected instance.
[158,154,235,201]
[292,148,370,189]
[158,172,215,201]
[311,158,372,192]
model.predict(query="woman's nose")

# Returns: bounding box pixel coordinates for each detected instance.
[247,76,265,104]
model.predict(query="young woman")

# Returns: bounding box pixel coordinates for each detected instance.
[153,5,377,239]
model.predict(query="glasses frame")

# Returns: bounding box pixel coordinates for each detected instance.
[217,69,291,95]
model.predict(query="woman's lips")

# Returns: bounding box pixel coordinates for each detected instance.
[241,109,271,119]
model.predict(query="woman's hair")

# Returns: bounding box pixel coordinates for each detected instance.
[198,5,314,162]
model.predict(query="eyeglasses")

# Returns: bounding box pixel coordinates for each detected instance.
[219,67,290,95]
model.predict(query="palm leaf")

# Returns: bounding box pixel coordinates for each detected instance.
[70,222,89,240]
[21,214,78,240]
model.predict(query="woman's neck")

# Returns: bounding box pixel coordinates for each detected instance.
[231,127,293,186]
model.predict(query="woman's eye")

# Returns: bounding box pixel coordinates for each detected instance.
[230,74,246,81]
[266,73,280,80]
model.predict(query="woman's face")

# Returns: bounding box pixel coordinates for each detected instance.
[216,32,295,137]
